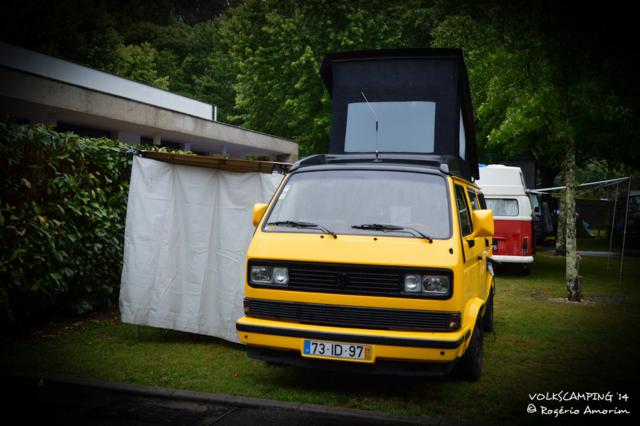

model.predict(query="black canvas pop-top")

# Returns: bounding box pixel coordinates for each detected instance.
[320,48,479,180]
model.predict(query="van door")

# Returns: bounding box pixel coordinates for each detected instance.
[454,185,483,298]
[468,189,489,292]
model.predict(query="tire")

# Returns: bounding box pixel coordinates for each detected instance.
[483,286,494,333]
[456,318,484,382]
[521,263,532,275]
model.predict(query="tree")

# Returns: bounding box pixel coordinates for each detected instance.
[1,0,123,70]
[174,20,238,119]
[216,0,433,156]
[431,0,639,300]
[108,43,170,89]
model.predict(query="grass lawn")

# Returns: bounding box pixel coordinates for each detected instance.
[576,237,618,252]
[2,251,638,424]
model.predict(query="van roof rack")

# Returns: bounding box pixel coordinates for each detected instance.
[291,153,463,177]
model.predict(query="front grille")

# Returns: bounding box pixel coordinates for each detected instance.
[248,260,453,299]
[245,298,458,331]
[287,266,401,295]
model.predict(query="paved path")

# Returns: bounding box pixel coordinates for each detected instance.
[2,373,463,425]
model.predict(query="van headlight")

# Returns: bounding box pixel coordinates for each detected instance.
[403,273,451,296]
[272,267,289,285]
[422,275,450,295]
[249,266,289,286]
[404,274,422,293]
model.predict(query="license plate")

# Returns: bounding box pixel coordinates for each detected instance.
[303,339,372,361]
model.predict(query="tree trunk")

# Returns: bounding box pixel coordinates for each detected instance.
[565,135,581,301]
[555,183,566,255]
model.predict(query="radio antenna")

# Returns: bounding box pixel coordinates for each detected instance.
[361,91,379,160]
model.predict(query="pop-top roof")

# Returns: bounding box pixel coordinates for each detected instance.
[319,48,478,180]
[476,165,526,196]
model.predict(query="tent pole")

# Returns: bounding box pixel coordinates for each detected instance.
[619,178,631,285]
[607,184,618,270]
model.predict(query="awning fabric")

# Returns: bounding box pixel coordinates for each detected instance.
[119,156,283,342]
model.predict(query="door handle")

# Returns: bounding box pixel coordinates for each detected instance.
[477,249,490,261]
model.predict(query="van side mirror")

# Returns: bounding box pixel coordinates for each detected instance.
[471,209,494,238]
[253,203,268,227]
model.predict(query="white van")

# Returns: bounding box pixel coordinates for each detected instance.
[476,165,535,273]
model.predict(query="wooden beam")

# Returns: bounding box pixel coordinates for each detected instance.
[140,151,291,174]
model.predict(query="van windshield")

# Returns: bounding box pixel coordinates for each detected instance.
[265,170,451,239]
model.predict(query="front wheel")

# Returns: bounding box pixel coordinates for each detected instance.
[456,318,484,382]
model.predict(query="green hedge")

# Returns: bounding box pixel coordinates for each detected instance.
[0,120,134,326]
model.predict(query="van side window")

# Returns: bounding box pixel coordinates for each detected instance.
[478,193,487,209]
[455,185,473,236]
[486,198,519,216]
[467,190,480,210]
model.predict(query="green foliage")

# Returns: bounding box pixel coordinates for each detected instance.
[0,121,133,325]
[169,20,238,116]
[3,0,638,170]
[432,13,571,182]
[219,0,433,156]
[431,3,640,185]
[108,43,170,89]
[1,0,124,72]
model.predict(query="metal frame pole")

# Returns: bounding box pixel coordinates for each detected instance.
[619,178,631,284]
[607,184,618,270]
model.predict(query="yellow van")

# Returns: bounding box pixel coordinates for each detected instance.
[236,49,495,380]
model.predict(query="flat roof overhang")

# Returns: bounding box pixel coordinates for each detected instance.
[0,45,298,160]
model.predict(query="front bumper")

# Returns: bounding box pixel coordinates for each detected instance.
[247,346,457,376]
[236,316,470,371]
[490,255,534,264]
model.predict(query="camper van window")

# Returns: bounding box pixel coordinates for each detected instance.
[486,198,519,216]
[478,193,487,209]
[459,109,466,160]
[345,101,436,153]
[455,185,473,236]
[265,170,451,239]
[467,190,479,210]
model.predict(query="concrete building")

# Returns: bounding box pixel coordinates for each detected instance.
[0,42,298,162]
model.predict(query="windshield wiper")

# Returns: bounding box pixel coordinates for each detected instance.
[351,223,433,243]
[267,220,337,239]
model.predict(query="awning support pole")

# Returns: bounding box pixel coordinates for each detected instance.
[607,184,618,270]
[619,178,631,285]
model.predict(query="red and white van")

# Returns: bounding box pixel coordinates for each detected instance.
[476,165,534,274]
